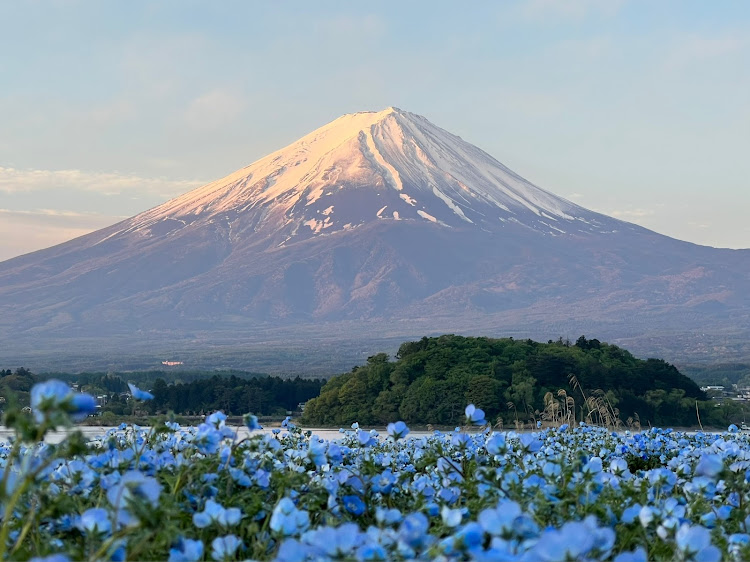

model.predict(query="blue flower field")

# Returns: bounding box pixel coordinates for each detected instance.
[2,380,750,561]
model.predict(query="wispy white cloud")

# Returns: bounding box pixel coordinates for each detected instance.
[515,0,626,21]
[84,99,137,127]
[0,167,204,198]
[315,14,385,38]
[494,89,565,117]
[184,89,247,131]
[0,208,125,262]
[0,208,126,219]
[608,208,655,219]
[663,35,747,70]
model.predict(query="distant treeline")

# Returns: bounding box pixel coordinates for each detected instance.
[302,335,735,428]
[145,375,324,416]
[0,369,324,417]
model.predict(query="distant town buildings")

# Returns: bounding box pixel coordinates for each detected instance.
[701,384,750,402]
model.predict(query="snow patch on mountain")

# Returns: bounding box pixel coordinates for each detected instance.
[417,210,438,223]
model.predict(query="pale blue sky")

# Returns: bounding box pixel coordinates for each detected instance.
[1,1,748,260]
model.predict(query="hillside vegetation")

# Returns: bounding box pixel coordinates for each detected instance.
[302,335,720,427]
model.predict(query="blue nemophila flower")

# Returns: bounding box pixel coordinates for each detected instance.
[375,507,402,526]
[270,498,310,536]
[301,523,362,558]
[201,473,219,484]
[308,438,327,466]
[528,517,614,560]
[228,467,252,487]
[717,505,733,520]
[621,503,643,524]
[700,511,717,528]
[254,468,271,488]
[398,512,430,548]
[371,469,396,494]
[583,456,603,474]
[276,539,308,562]
[69,393,98,421]
[437,457,463,480]
[485,433,507,455]
[664,497,686,520]
[464,404,486,425]
[127,383,154,401]
[441,505,463,528]
[31,380,97,423]
[108,541,126,562]
[357,430,377,447]
[387,421,410,441]
[610,457,629,475]
[613,547,648,562]
[728,534,750,560]
[193,499,242,528]
[193,423,222,455]
[29,555,71,562]
[455,521,483,550]
[343,495,366,516]
[206,411,227,427]
[676,524,721,562]
[75,507,111,535]
[31,380,72,422]
[695,454,723,479]
[243,413,262,431]
[543,461,562,477]
[519,433,543,453]
[357,543,387,561]
[478,500,522,536]
[106,470,161,510]
[451,432,472,448]
[168,537,204,562]
[210,534,243,561]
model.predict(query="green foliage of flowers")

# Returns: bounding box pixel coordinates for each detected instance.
[3,380,750,561]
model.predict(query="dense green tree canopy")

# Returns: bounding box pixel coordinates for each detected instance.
[302,335,709,427]
[146,375,324,416]
[1,369,324,418]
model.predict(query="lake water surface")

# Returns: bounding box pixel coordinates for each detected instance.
[0,425,437,445]
[0,424,717,445]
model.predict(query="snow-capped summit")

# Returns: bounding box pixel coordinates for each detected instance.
[112,107,616,248]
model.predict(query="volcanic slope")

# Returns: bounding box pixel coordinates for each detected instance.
[1,107,749,364]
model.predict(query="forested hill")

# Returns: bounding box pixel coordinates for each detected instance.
[302,335,708,427]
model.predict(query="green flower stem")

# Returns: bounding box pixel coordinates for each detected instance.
[0,420,53,560]
[9,496,37,556]
[89,527,130,562]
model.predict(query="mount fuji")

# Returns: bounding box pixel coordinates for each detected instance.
[2,107,750,371]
